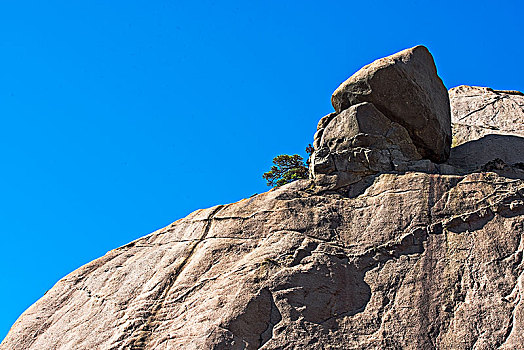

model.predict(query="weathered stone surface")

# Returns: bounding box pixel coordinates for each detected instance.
[2,173,523,349]
[448,86,524,173]
[3,49,524,349]
[332,45,451,163]
[450,85,524,146]
[310,102,422,191]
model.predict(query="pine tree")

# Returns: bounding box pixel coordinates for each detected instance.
[262,154,308,187]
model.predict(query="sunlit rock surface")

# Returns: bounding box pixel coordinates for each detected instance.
[2,47,523,350]
[331,45,451,163]
[448,85,524,175]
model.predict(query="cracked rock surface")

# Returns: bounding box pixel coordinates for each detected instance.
[450,85,524,146]
[2,47,524,349]
[310,46,452,193]
[448,85,524,173]
[2,173,523,349]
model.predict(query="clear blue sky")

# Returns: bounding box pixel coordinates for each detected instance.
[1,0,522,340]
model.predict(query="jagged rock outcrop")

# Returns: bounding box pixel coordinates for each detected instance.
[310,102,423,192]
[2,47,524,350]
[311,46,451,193]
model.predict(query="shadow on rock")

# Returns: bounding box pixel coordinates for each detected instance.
[274,254,371,325]
[342,135,524,199]
[448,134,524,175]
[272,227,428,328]
[213,288,282,349]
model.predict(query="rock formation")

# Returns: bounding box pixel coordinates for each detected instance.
[311,46,452,194]
[331,45,451,163]
[2,46,523,349]
[447,85,524,176]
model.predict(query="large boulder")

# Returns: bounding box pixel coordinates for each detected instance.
[332,45,451,163]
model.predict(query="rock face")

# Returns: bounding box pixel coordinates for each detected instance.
[2,48,524,350]
[450,85,524,146]
[3,174,523,350]
[448,85,524,173]
[331,45,451,163]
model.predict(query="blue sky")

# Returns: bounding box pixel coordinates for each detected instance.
[1,0,522,340]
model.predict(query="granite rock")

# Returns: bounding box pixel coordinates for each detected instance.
[2,50,524,350]
[448,85,524,174]
[310,102,422,191]
[450,85,524,146]
[332,45,451,163]
[2,173,523,349]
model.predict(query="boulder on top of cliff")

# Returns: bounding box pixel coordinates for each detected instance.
[310,102,423,190]
[331,45,451,163]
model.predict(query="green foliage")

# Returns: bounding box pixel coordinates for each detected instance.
[263,154,308,187]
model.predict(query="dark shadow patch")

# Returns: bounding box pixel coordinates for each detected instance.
[445,209,496,234]
[259,292,282,347]
[223,288,282,349]
[275,254,371,324]
[448,135,524,179]
[289,241,319,267]
[274,228,429,326]
[496,199,524,219]
[347,174,379,198]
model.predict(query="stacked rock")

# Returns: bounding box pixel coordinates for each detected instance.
[310,45,452,191]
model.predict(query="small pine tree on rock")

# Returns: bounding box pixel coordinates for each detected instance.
[263,154,308,187]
